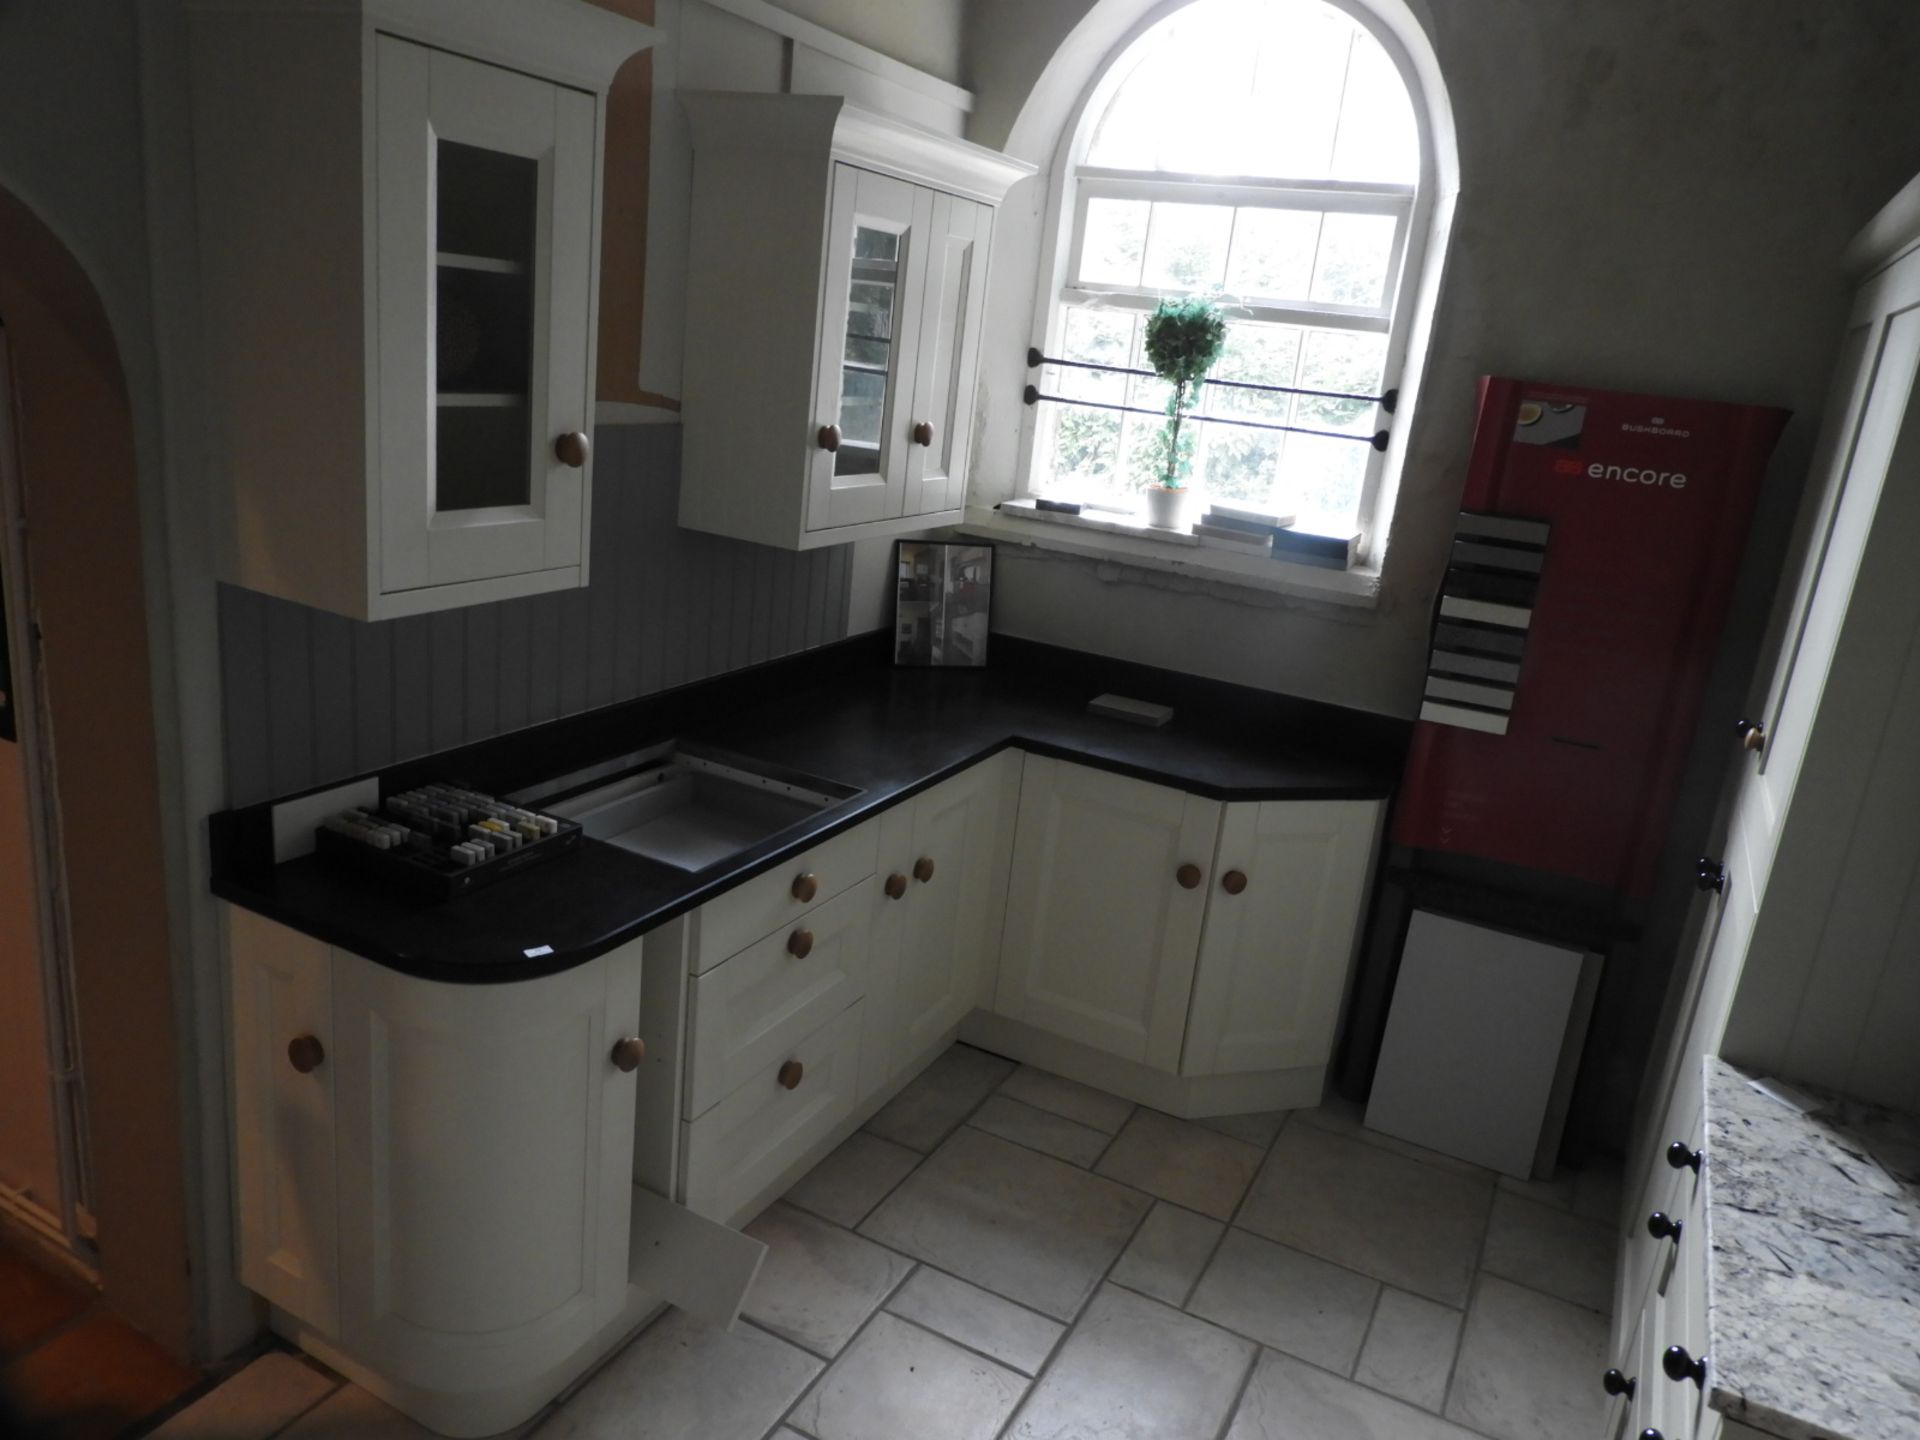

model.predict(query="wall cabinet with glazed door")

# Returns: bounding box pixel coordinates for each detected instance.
[188,0,653,620]
[677,93,1032,550]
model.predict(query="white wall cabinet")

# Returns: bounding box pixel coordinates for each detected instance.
[188,0,653,620]
[996,757,1223,1070]
[677,93,1031,550]
[1182,800,1382,1077]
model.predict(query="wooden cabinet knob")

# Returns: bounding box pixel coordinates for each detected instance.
[777,1059,804,1090]
[787,928,814,959]
[817,424,841,453]
[554,431,591,468]
[1176,863,1203,890]
[913,856,935,884]
[912,420,934,447]
[884,872,908,900]
[287,1034,325,1074]
[1736,717,1766,753]
[1221,869,1248,895]
[791,872,819,903]
[610,1036,646,1073]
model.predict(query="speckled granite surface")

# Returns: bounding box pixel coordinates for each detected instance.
[1703,1056,1920,1440]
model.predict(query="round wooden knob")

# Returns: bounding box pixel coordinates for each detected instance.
[817,424,841,453]
[1176,863,1203,890]
[912,420,934,447]
[610,1036,646,1073]
[1736,717,1766,753]
[777,1060,804,1090]
[1221,869,1248,895]
[884,873,908,900]
[787,928,814,959]
[913,856,935,884]
[554,431,591,468]
[791,872,819,903]
[287,1034,325,1074]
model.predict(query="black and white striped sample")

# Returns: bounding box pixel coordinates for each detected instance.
[1420,511,1549,735]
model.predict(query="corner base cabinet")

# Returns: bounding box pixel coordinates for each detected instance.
[187,0,654,620]
[677,93,1034,550]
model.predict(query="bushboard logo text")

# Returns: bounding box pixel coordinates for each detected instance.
[1552,457,1688,488]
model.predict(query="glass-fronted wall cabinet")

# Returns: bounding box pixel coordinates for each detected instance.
[188,0,653,620]
[678,94,1031,551]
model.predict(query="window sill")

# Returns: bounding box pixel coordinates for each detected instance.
[956,500,1382,608]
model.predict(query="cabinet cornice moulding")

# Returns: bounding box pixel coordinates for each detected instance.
[680,91,1035,206]
[183,0,656,94]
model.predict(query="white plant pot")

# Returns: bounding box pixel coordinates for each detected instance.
[1144,486,1190,530]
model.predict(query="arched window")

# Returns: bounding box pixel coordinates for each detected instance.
[1028,0,1427,544]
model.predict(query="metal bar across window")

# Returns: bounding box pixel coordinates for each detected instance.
[1027,348,1397,412]
[1022,383,1390,452]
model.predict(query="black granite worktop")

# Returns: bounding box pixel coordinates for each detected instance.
[210,635,1410,983]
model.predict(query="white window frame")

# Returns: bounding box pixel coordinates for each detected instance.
[1010,0,1440,576]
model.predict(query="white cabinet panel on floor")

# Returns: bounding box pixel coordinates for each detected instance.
[331,944,643,1394]
[1181,800,1381,1077]
[995,756,1222,1070]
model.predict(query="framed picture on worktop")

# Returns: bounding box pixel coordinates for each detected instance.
[893,540,993,669]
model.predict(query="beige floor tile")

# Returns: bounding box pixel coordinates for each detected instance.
[1445,1275,1609,1440]
[885,1267,1065,1375]
[147,1352,337,1439]
[1095,1109,1265,1220]
[276,1385,443,1439]
[741,1203,914,1357]
[1225,1347,1483,1440]
[782,1131,922,1229]
[536,1307,821,1440]
[997,1065,1136,1133]
[864,1044,1015,1152]
[1195,1111,1288,1148]
[1186,1228,1379,1374]
[1495,1169,1577,1211]
[969,1094,1111,1166]
[1006,1284,1255,1440]
[787,1312,1026,1440]
[859,1127,1151,1321]
[1354,1288,1463,1414]
[1236,1123,1492,1306]
[1480,1192,1615,1314]
[1295,1099,1495,1181]
[1108,1201,1222,1306]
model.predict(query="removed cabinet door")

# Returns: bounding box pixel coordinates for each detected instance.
[996,756,1220,1069]
[1182,800,1381,1076]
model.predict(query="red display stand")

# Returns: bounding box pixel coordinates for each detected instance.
[1392,378,1789,897]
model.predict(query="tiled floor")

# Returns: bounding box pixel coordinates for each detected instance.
[158,1043,1620,1440]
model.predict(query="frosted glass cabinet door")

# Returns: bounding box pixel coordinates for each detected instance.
[902,192,990,518]
[375,37,596,596]
[807,164,931,533]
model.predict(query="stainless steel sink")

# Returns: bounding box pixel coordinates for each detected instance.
[509,742,859,872]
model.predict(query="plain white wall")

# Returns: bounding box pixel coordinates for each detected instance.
[962,0,1920,718]
[762,0,967,84]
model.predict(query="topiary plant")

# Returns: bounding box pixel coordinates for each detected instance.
[1142,297,1227,489]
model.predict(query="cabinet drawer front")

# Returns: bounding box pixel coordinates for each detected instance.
[681,1000,863,1224]
[693,821,878,973]
[686,878,873,1118]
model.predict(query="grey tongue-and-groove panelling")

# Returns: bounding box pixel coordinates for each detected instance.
[218,423,853,807]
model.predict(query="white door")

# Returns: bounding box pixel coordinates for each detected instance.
[375,37,596,595]
[901,191,990,518]
[996,756,1221,1069]
[893,756,1017,1071]
[1181,800,1381,1076]
[807,164,931,532]
[229,908,338,1334]
[333,941,642,1391]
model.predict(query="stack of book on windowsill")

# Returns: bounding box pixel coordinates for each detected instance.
[1191,501,1294,555]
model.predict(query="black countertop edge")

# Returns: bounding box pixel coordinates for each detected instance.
[209,633,1412,984]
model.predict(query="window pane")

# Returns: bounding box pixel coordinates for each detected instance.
[1225,209,1321,304]
[1332,31,1419,183]
[1294,329,1386,428]
[1279,432,1369,533]
[1057,308,1134,403]
[1079,198,1148,286]
[1280,327,1386,531]
[1310,212,1397,308]
[1141,203,1232,291]
[1242,12,1352,179]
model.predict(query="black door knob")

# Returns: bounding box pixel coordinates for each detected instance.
[1602,1369,1637,1399]
[1641,1431,1665,1440]
[1646,1211,1683,1243]
[1695,858,1727,894]
[1663,1345,1707,1388]
[1666,1140,1702,1173]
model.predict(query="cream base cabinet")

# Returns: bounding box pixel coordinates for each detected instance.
[677,93,1032,551]
[187,0,653,620]
[1181,800,1383,1076]
[995,757,1222,1070]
